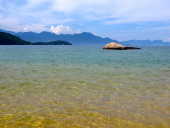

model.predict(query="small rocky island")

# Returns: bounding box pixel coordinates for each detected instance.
[103,42,141,50]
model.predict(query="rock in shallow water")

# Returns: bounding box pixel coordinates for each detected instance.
[103,42,141,50]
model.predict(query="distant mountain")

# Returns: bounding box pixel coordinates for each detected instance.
[14,31,114,44]
[0,29,115,45]
[1,29,170,46]
[15,31,57,43]
[1,29,114,44]
[0,32,30,45]
[122,40,170,47]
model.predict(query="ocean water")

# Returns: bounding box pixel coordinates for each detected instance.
[0,45,170,128]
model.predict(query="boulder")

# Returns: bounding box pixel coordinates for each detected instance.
[103,42,141,50]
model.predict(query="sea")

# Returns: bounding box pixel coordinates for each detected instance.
[0,45,170,128]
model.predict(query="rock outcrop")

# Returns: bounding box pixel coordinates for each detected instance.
[103,42,141,50]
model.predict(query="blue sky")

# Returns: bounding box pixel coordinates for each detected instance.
[0,0,170,41]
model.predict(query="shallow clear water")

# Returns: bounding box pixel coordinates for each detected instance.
[0,45,170,128]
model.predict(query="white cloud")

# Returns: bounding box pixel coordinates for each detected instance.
[165,38,170,42]
[1,0,170,23]
[0,0,170,38]
[50,25,78,34]
[46,0,170,23]
[23,24,48,32]
[105,0,170,24]
[1,0,170,24]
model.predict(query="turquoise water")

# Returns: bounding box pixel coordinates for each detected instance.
[0,45,170,128]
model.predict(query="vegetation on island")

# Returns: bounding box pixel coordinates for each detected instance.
[0,32,31,45]
[0,32,72,45]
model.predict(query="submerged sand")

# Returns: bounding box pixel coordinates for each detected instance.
[0,46,170,128]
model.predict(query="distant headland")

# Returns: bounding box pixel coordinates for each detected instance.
[0,32,72,45]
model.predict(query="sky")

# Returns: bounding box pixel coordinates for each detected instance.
[0,0,170,41]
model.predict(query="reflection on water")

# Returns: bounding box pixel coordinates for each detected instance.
[0,46,170,128]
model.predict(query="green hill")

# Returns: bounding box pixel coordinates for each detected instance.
[0,32,31,45]
[0,32,72,45]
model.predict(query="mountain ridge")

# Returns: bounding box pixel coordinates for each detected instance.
[0,29,170,46]
[0,29,116,44]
